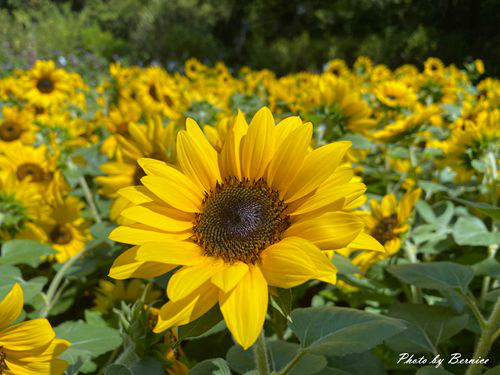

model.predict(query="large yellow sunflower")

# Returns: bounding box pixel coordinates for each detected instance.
[108,108,384,348]
[0,284,70,375]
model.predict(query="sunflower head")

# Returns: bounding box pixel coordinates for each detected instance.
[108,107,385,349]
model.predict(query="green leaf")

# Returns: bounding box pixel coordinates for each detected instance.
[387,261,474,292]
[452,217,500,246]
[318,351,386,375]
[267,340,327,375]
[473,258,500,278]
[0,240,55,267]
[270,288,293,318]
[483,365,500,375]
[226,340,326,375]
[289,306,406,356]
[415,366,453,374]
[386,303,468,354]
[105,365,132,375]
[55,320,123,367]
[178,306,225,341]
[188,358,231,375]
[416,201,437,224]
[332,254,361,276]
[451,197,500,220]
[0,265,47,303]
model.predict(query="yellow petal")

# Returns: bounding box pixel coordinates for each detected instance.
[135,241,204,266]
[211,262,249,293]
[167,261,222,301]
[349,232,386,253]
[0,319,54,350]
[284,141,352,202]
[120,205,193,232]
[398,188,421,223]
[381,194,397,217]
[261,237,336,288]
[177,119,220,192]
[219,266,268,349]
[109,246,176,280]
[0,283,23,329]
[290,182,366,216]
[267,123,312,194]
[154,281,218,332]
[109,224,190,245]
[240,107,276,180]
[285,212,364,250]
[141,175,202,212]
[219,111,248,179]
[118,186,155,204]
[274,116,303,147]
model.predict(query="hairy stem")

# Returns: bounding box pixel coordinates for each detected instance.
[253,330,270,375]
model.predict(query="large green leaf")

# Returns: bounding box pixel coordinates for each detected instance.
[316,351,387,375]
[387,261,474,292]
[0,265,47,303]
[289,307,406,356]
[105,358,164,375]
[386,303,468,354]
[452,216,500,246]
[415,366,453,374]
[0,240,55,267]
[451,197,500,221]
[55,320,123,368]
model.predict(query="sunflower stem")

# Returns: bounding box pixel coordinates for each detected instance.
[253,330,270,375]
[403,242,422,304]
[79,175,102,224]
[465,297,500,375]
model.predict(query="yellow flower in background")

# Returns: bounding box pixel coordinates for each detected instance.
[93,279,161,313]
[39,194,91,263]
[20,60,84,109]
[108,107,384,349]
[424,57,445,77]
[0,283,70,375]
[0,174,49,241]
[352,189,421,273]
[375,81,417,108]
[0,106,35,146]
[325,59,349,77]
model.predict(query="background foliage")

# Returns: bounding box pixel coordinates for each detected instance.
[0,0,499,76]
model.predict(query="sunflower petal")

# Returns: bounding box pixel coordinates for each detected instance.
[211,262,249,293]
[109,224,190,245]
[167,261,222,301]
[154,281,219,332]
[135,241,204,266]
[0,319,54,350]
[219,111,248,179]
[285,212,364,250]
[349,232,385,253]
[219,266,268,349]
[120,205,193,232]
[0,283,23,329]
[109,246,176,280]
[141,175,201,212]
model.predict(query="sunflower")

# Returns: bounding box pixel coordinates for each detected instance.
[325,59,349,77]
[93,279,161,313]
[133,67,181,119]
[0,106,35,146]
[424,57,445,77]
[0,283,70,375]
[351,189,421,273]
[375,81,417,108]
[38,194,91,263]
[21,60,81,108]
[0,143,65,196]
[0,173,48,241]
[108,108,384,348]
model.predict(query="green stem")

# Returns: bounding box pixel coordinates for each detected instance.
[465,298,500,375]
[79,176,102,224]
[253,331,270,375]
[277,351,306,375]
[460,291,487,330]
[404,242,423,304]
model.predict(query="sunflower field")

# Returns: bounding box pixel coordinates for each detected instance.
[0,56,498,375]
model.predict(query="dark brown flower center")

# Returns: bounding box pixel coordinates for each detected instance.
[193,178,290,264]
[116,122,129,135]
[0,121,23,141]
[371,213,398,245]
[16,163,45,182]
[50,225,73,245]
[149,85,159,102]
[36,78,55,94]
